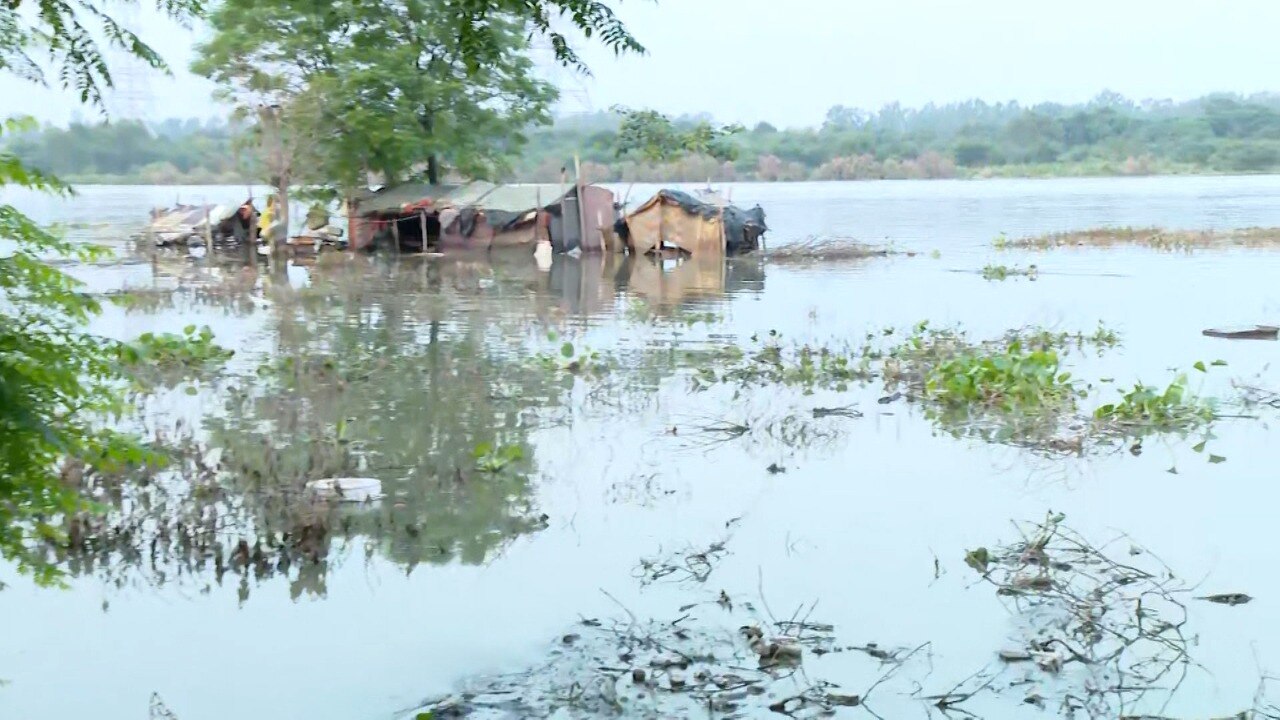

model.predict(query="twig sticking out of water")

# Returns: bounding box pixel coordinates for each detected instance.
[951,512,1195,717]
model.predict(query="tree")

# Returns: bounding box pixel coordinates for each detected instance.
[1,0,644,581]
[193,0,563,243]
[0,0,214,582]
[613,107,740,162]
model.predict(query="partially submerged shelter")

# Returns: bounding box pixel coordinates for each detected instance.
[617,190,767,258]
[350,181,616,254]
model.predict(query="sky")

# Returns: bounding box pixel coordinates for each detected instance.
[7,0,1280,128]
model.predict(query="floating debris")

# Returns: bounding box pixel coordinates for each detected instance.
[304,477,384,502]
[1202,325,1279,340]
[765,236,898,262]
[1197,593,1253,606]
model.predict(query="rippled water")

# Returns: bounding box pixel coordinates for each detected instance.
[4,177,1280,719]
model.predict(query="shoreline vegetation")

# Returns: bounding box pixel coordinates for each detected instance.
[48,163,1267,186]
[15,91,1280,186]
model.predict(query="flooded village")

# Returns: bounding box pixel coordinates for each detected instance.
[6,2,1280,720]
[8,176,1280,720]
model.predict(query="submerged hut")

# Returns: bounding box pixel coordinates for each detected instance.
[616,190,767,258]
[350,181,617,254]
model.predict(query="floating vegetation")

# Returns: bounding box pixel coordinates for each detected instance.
[472,442,524,474]
[764,236,899,262]
[121,325,234,370]
[981,263,1038,281]
[921,341,1080,413]
[1094,375,1215,433]
[995,225,1280,252]
[531,334,612,377]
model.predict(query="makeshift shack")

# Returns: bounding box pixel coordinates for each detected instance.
[616,190,767,258]
[349,182,493,251]
[441,184,617,253]
[350,181,617,254]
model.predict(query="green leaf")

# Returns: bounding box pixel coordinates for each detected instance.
[183,324,197,336]
[1192,441,1207,453]
[1193,361,1206,373]
[560,342,574,358]
[1211,359,1228,367]
[1209,454,1227,464]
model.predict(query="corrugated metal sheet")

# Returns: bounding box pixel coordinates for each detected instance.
[445,180,498,207]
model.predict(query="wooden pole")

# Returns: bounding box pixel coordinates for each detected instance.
[574,154,590,251]
[534,188,542,246]
[559,166,569,252]
[420,209,428,254]
[204,205,213,254]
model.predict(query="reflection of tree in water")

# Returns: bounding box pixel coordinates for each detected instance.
[49,255,575,600]
[213,255,577,572]
[46,252,767,599]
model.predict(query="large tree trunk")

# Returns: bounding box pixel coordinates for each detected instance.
[426,155,439,185]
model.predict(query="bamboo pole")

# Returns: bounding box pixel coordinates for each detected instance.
[534,188,542,246]
[558,166,568,251]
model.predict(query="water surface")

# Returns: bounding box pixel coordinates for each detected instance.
[3,177,1280,719]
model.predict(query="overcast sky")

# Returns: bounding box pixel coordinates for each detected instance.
[7,0,1280,128]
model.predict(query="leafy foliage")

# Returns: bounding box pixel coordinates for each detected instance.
[0,119,155,580]
[0,0,203,106]
[0,0,219,581]
[1094,376,1215,431]
[192,0,649,195]
[613,107,741,162]
[923,343,1080,412]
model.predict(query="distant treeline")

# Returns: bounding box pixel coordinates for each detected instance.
[521,92,1280,182]
[6,117,252,184]
[11,92,1280,184]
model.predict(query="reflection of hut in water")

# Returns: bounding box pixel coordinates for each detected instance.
[615,190,767,258]
[616,254,727,307]
[349,181,617,254]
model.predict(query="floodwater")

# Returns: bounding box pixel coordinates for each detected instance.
[3,176,1280,719]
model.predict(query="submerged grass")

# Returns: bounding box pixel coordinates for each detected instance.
[995,225,1280,251]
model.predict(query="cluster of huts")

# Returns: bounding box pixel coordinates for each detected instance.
[350,181,767,259]
[142,182,768,261]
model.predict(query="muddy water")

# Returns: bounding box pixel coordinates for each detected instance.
[3,177,1280,719]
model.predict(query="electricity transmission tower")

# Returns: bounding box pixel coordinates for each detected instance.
[104,4,156,120]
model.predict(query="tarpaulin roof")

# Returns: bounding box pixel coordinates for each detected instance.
[354,183,459,214]
[355,181,572,216]
[475,183,571,213]
[625,189,768,256]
